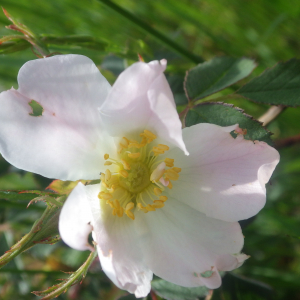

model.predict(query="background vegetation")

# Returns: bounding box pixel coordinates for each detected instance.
[0,0,300,299]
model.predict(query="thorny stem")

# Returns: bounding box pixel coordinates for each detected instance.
[150,289,159,300]
[33,248,98,300]
[258,105,286,126]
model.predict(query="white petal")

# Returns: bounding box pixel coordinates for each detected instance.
[58,182,94,251]
[86,185,152,297]
[167,123,280,222]
[0,55,115,180]
[99,60,187,154]
[135,198,243,288]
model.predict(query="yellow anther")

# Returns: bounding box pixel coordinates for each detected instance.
[123,137,130,144]
[104,154,109,160]
[128,152,141,158]
[141,130,157,142]
[98,191,105,199]
[165,169,180,181]
[152,200,165,208]
[100,173,106,182]
[125,202,135,211]
[105,169,111,182]
[167,181,173,189]
[121,159,131,170]
[120,137,129,148]
[128,143,140,148]
[164,158,174,167]
[153,187,162,196]
[150,162,166,182]
[128,139,141,148]
[104,161,112,166]
[113,199,121,209]
[117,207,124,217]
[152,147,165,154]
[146,204,156,211]
[101,193,113,200]
[157,144,169,151]
[106,200,114,208]
[137,203,148,213]
[102,182,108,188]
[159,196,168,202]
[109,185,117,193]
[139,137,147,147]
[125,202,135,220]
[152,144,169,156]
[111,184,117,190]
[112,199,124,217]
[119,169,129,178]
[126,210,135,220]
[172,167,181,173]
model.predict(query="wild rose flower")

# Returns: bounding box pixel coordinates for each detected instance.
[0,55,279,297]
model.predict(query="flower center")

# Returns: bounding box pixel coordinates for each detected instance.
[98,130,181,220]
[118,161,150,193]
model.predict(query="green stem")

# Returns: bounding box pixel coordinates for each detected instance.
[35,249,98,300]
[96,0,203,64]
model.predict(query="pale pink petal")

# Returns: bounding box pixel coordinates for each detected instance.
[135,198,243,288]
[198,267,222,289]
[147,73,188,154]
[0,55,116,180]
[99,60,187,154]
[167,123,279,222]
[58,183,94,251]
[86,184,152,297]
[215,253,249,271]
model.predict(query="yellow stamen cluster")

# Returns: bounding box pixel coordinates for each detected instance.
[152,144,169,156]
[98,130,181,221]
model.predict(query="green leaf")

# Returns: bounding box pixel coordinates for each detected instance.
[212,273,273,300]
[238,58,300,106]
[0,190,58,203]
[151,279,209,300]
[185,102,272,144]
[185,56,256,101]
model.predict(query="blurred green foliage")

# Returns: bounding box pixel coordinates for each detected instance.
[0,0,300,299]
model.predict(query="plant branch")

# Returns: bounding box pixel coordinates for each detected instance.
[32,248,98,299]
[258,105,286,126]
[275,134,300,149]
[96,0,203,64]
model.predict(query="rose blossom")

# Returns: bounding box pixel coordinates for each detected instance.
[0,54,279,297]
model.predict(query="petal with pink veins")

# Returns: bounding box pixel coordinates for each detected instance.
[166,123,280,222]
[59,182,95,251]
[135,198,243,288]
[86,183,153,298]
[99,60,187,154]
[0,54,115,181]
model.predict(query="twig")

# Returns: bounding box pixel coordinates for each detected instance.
[275,134,300,149]
[150,290,158,300]
[258,105,285,126]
